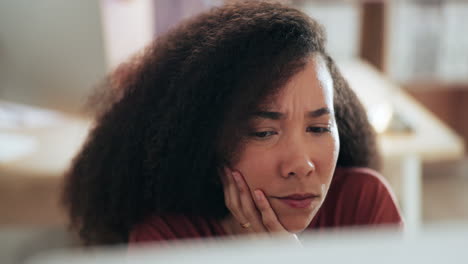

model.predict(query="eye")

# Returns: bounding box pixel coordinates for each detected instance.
[249,130,278,139]
[306,126,331,134]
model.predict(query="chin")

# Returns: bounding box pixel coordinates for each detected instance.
[278,214,314,234]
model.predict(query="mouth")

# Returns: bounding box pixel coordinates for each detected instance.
[273,193,320,209]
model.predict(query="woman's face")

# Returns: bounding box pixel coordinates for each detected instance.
[232,56,339,233]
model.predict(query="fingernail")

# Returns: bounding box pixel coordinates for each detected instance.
[254,190,262,201]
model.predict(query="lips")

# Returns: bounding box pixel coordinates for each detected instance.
[274,193,320,209]
[281,193,319,200]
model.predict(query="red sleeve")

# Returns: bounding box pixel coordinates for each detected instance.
[340,168,403,226]
[129,215,179,244]
[129,214,226,245]
[312,168,404,228]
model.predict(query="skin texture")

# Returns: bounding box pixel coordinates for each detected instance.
[221,56,340,235]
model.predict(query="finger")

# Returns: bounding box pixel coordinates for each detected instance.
[231,171,267,233]
[223,167,246,223]
[223,167,236,210]
[221,167,232,196]
[220,167,229,206]
[253,189,286,233]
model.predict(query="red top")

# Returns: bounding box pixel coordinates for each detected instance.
[130,167,403,243]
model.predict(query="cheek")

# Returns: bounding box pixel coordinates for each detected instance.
[316,132,340,183]
[321,133,339,164]
[232,147,276,190]
[232,131,339,190]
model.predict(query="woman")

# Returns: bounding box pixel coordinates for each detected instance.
[62,1,402,246]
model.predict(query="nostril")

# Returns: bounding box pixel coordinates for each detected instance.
[288,171,296,177]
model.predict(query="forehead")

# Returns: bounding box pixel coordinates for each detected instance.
[264,55,334,111]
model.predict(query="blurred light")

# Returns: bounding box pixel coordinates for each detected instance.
[0,101,63,130]
[0,133,37,163]
[368,102,394,134]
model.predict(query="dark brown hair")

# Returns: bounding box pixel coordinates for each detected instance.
[62,1,380,246]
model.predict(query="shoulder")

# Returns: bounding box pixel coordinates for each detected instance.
[333,167,395,195]
[129,214,184,243]
[129,214,225,244]
[315,167,403,227]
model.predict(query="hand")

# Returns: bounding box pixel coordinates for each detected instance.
[221,167,302,245]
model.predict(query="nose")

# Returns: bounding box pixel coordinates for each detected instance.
[279,139,315,178]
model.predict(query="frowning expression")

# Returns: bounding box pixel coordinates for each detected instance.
[232,55,340,233]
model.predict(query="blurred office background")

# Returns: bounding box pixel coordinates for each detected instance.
[1,0,467,263]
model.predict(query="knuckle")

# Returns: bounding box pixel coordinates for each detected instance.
[225,201,235,211]
[230,200,239,210]
[231,212,240,220]
[244,210,255,220]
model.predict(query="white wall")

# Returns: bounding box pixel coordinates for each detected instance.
[100,0,155,70]
[387,0,468,85]
[295,1,360,61]
[0,0,108,113]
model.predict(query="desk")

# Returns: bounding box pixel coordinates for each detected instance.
[28,225,468,264]
[339,60,465,231]
[0,102,91,225]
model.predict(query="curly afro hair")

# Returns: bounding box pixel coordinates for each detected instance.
[62,0,380,245]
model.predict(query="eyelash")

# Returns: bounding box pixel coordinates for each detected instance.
[306,126,331,134]
[250,126,331,139]
[250,131,278,138]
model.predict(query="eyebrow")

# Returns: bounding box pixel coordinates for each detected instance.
[251,107,331,120]
[307,107,331,118]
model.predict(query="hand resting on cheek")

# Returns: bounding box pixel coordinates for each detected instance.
[221,167,302,245]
